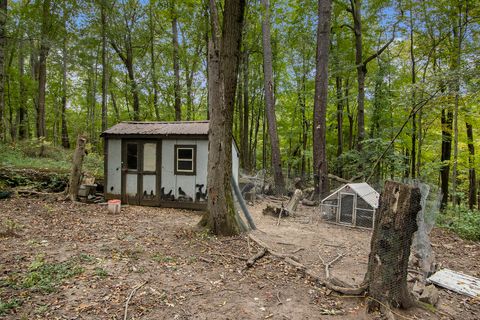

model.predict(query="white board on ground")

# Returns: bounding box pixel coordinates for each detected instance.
[427,268,480,298]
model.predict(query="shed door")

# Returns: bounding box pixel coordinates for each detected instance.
[338,193,355,225]
[121,140,161,205]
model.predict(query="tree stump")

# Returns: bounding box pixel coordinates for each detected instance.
[366,180,422,312]
[285,189,303,215]
[69,136,87,201]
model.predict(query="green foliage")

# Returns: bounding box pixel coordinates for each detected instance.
[0,298,20,316]
[21,256,84,293]
[94,267,109,279]
[437,207,480,241]
[0,142,104,178]
[0,143,71,172]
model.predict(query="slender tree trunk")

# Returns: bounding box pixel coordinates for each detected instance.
[261,0,285,195]
[203,0,246,236]
[18,36,27,140]
[336,76,343,177]
[61,24,70,148]
[312,0,332,199]
[37,0,51,139]
[149,3,160,120]
[109,78,120,122]
[0,0,6,141]
[410,8,416,179]
[351,0,364,150]
[466,122,476,209]
[101,3,108,131]
[242,51,250,172]
[440,106,452,209]
[451,3,463,207]
[172,8,182,121]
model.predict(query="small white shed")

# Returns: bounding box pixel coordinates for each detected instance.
[101,121,239,210]
[320,183,379,228]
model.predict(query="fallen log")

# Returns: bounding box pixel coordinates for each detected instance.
[246,247,267,268]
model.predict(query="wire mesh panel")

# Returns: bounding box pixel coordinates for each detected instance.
[319,200,337,222]
[339,193,354,224]
[356,208,374,228]
[356,197,374,228]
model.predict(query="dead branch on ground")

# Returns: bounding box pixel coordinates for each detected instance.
[124,281,148,320]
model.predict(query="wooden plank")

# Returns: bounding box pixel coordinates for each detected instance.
[428,268,480,298]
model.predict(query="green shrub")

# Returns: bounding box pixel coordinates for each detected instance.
[437,207,480,241]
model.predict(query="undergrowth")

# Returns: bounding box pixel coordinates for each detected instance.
[0,298,21,316]
[437,206,480,241]
[20,255,84,293]
[0,141,103,177]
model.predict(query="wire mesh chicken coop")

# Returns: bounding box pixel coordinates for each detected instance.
[320,183,380,228]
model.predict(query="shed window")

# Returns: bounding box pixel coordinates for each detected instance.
[126,143,138,170]
[175,145,196,175]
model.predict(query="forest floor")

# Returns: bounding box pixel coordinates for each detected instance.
[0,196,479,320]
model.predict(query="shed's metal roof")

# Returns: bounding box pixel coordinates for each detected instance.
[101,121,209,136]
[322,182,380,208]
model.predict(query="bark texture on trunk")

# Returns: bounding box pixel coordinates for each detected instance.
[366,180,421,312]
[466,121,476,209]
[352,0,364,150]
[0,0,6,141]
[37,0,51,138]
[312,0,332,199]
[18,34,28,140]
[241,51,250,171]
[61,30,70,149]
[204,0,246,236]
[261,0,285,195]
[101,3,108,132]
[440,106,452,209]
[69,136,87,201]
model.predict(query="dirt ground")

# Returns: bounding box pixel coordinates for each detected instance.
[0,196,479,320]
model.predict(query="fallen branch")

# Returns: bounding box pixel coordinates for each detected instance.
[246,247,267,268]
[124,281,148,320]
[248,232,367,296]
[199,256,214,263]
[210,252,248,261]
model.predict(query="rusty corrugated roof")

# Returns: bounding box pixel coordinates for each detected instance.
[101,121,210,136]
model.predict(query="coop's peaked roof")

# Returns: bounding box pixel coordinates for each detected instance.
[101,121,210,136]
[322,182,380,208]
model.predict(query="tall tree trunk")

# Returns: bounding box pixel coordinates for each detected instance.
[37,0,50,139]
[351,0,364,150]
[101,2,108,131]
[409,7,416,179]
[349,0,393,151]
[110,32,140,121]
[242,51,250,172]
[312,0,332,199]
[440,106,452,209]
[149,3,159,120]
[466,121,476,210]
[61,24,70,149]
[18,36,27,140]
[336,76,343,176]
[203,0,246,236]
[0,0,6,141]
[172,7,181,121]
[261,0,285,195]
[451,3,463,207]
